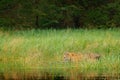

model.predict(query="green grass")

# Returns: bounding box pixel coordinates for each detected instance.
[0,29,120,78]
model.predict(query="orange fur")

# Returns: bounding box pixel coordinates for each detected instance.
[64,52,83,62]
[64,52,101,62]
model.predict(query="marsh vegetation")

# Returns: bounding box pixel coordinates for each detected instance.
[0,29,120,79]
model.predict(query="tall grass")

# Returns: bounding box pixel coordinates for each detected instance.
[0,29,120,79]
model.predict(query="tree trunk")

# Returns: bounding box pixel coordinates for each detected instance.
[35,0,39,29]
[35,15,39,29]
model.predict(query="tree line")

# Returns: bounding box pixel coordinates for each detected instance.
[0,0,120,29]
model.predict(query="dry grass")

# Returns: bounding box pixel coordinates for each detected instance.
[0,29,120,79]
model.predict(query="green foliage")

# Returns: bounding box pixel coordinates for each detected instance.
[85,9,109,26]
[103,1,120,27]
[0,0,120,29]
[0,0,17,11]
[0,29,120,75]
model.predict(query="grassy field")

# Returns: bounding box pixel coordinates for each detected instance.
[0,29,120,79]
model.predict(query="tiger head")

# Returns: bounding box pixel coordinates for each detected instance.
[63,52,71,62]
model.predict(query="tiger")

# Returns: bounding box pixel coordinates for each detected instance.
[64,52,101,62]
